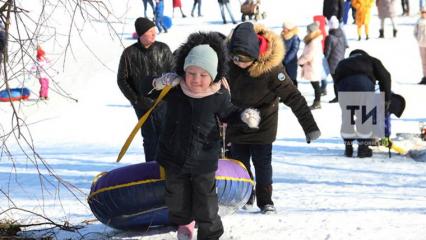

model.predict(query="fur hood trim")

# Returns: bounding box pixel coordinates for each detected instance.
[303,30,323,44]
[175,32,228,82]
[248,24,285,78]
[281,27,299,40]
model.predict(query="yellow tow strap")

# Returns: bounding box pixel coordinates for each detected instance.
[116,85,172,162]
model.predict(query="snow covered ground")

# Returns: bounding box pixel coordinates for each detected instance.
[1,0,426,239]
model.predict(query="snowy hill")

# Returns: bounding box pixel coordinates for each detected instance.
[1,0,426,239]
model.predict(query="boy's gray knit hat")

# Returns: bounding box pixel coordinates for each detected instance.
[184,44,218,80]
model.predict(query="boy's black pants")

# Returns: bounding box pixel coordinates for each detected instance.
[230,143,274,208]
[165,169,223,240]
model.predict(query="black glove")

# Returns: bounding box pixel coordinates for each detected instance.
[134,97,154,111]
[306,130,321,144]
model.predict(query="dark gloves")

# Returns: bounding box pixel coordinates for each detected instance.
[134,97,154,111]
[306,130,321,144]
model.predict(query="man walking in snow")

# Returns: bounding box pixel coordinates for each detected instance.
[117,17,174,162]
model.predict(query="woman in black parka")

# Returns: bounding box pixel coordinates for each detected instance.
[226,22,321,214]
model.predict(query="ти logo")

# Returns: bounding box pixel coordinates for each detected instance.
[338,92,385,139]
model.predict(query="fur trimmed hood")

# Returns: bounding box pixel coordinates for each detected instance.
[281,27,299,40]
[249,24,285,78]
[303,30,323,44]
[227,23,285,78]
[175,31,228,83]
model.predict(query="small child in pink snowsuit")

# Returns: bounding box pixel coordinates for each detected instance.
[33,46,49,100]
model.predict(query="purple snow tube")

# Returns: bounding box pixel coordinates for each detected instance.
[88,159,253,230]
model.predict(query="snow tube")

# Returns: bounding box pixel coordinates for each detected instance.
[0,88,30,102]
[88,159,253,230]
[162,16,172,29]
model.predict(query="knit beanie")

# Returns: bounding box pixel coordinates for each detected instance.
[229,22,259,60]
[282,20,295,30]
[307,21,320,33]
[135,17,156,36]
[184,44,218,80]
[328,16,339,30]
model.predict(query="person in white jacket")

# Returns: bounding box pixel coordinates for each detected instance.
[298,22,324,109]
[414,7,426,84]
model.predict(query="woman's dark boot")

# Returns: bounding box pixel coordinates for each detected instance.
[358,140,372,158]
[379,29,384,38]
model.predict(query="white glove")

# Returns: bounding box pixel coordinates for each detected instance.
[152,72,182,90]
[241,108,260,129]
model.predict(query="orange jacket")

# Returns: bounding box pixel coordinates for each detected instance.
[352,0,374,25]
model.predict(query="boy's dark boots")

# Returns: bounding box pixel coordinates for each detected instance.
[344,139,353,157]
[379,29,384,38]
[256,185,276,214]
[358,140,372,158]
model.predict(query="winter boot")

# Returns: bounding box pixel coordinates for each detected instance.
[256,185,274,213]
[260,204,277,214]
[419,77,426,85]
[309,101,321,110]
[177,221,195,240]
[379,29,384,38]
[357,142,372,158]
[393,29,398,38]
[366,34,369,40]
[344,139,353,157]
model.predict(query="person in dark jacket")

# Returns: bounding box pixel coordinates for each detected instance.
[226,22,321,214]
[325,16,349,103]
[323,0,345,21]
[117,17,174,162]
[153,32,260,240]
[281,20,301,87]
[334,49,391,158]
[218,0,236,24]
